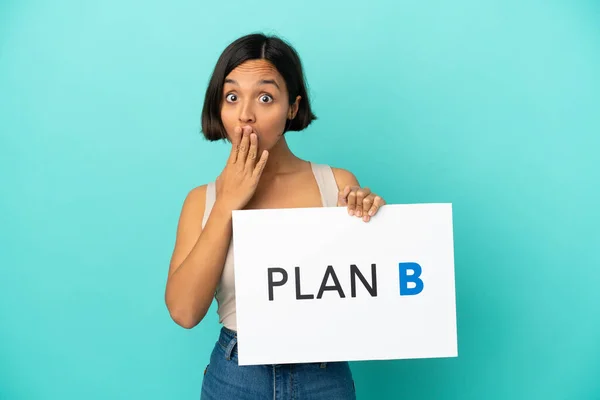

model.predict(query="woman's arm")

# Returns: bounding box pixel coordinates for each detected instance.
[164,186,234,329]
[164,126,268,329]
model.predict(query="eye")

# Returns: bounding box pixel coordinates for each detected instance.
[225,93,237,102]
[259,94,273,103]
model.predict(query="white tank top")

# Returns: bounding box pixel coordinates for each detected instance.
[200,162,339,331]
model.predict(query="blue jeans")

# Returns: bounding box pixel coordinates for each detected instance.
[200,327,356,399]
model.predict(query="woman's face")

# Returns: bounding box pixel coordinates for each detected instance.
[220,59,300,151]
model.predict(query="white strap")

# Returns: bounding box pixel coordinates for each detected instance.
[310,163,339,207]
[202,181,216,229]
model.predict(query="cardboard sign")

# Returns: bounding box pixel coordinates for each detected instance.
[231,204,457,366]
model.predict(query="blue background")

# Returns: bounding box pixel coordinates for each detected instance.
[1,0,599,398]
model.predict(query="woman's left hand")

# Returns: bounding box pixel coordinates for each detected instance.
[338,186,386,222]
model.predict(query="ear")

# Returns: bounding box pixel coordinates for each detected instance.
[288,95,302,119]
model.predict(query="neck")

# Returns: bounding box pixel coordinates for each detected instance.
[261,136,305,178]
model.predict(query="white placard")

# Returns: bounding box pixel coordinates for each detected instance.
[231,204,457,366]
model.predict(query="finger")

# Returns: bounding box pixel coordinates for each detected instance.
[237,129,250,165]
[354,188,371,218]
[252,150,269,180]
[227,126,242,164]
[368,195,385,217]
[338,186,351,206]
[245,133,258,171]
[362,194,375,219]
[347,188,357,215]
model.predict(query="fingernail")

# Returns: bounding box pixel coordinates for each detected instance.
[369,210,374,216]
[348,210,354,216]
[356,210,362,217]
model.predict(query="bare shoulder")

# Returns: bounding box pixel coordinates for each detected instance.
[182,184,207,212]
[177,184,208,233]
[330,167,360,191]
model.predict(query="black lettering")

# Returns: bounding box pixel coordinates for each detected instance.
[350,264,377,297]
[268,268,288,301]
[295,267,315,300]
[316,265,346,299]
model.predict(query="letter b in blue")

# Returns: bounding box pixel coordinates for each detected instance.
[399,262,424,295]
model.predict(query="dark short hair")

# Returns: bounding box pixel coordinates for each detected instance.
[201,33,317,141]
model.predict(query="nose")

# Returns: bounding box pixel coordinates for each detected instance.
[238,100,255,124]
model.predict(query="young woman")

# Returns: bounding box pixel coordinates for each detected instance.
[165,33,386,399]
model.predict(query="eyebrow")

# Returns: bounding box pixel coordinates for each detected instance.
[224,78,280,90]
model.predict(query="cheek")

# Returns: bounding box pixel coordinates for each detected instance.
[220,107,235,126]
[220,108,238,137]
[261,107,288,131]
